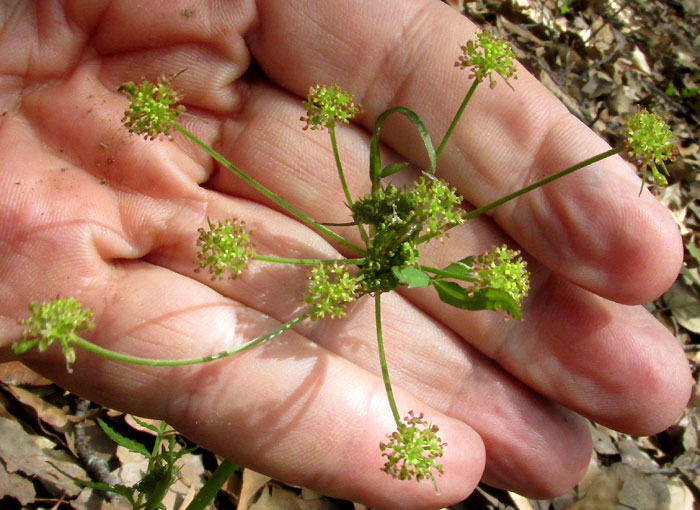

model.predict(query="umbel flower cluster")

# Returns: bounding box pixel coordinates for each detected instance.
[13,29,680,492]
[118,73,186,140]
[380,411,446,489]
[196,219,255,279]
[14,297,93,372]
[623,109,679,193]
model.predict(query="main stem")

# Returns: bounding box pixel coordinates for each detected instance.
[73,313,308,367]
[375,294,401,427]
[175,124,365,256]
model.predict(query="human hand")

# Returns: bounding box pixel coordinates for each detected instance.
[0,2,691,509]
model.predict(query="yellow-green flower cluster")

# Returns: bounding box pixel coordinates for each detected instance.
[455,30,517,89]
[411,176,464,237]
[474,245,530,305]
[624,110,678,191]
[380,411,445,488]
[196,219,255,280]
[300,84,360,131]
[13,297,94,371]
[119,77,186,140]
[305,263,358,320]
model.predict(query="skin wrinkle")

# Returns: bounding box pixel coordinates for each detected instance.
[356,2,435,120]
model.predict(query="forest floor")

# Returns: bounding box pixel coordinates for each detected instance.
[1,1,699,509]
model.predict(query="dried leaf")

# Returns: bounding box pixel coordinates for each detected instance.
[248,482,300,510]
[664,281,700,333]
[5,384,71,433]
[0,460,35,505]
[239,468,272,510]
[0,362,52,386]
[0,417,84,496]
[631,46,652,74]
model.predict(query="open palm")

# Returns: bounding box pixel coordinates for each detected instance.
[0,2,691,509]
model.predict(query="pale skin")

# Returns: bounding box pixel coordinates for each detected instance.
[0,1,692,509]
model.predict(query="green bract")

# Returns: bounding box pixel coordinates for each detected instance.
[455,30,517,89]
[305,263,359,320]
[624,110,678,192]
[196,219,255,279]
[14,297,94,371]
[300,84,360,130]
[119,76,186,140]
[380,411,445,489]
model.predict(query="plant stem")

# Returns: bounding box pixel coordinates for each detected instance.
[73,313,308,367]
[329,125,354,208]
[416,147,623,244]
[436,80,479,159]
[375,294,401,427]
[174,124,365,256]
[185,460,238,510]
[463,147,622,221]
[330,125,370,245]
[254,255,365,266]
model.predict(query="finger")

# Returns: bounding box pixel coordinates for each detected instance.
[246,0,682,304]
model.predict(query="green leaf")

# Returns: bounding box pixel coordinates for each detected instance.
[130,416,162,434]
[47,461,136,502]
[682,86,699,98]
[441,257,477,282]
[369,106,436,188]
[380,162,409,178]
[392,266,431,288]
[686,237,700,266]
[665,81,676,96]
[97,418,150,458]
[432,280,522,319]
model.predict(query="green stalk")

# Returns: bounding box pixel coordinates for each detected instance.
[375,294,401,427]
[185,461,238,510]
[463,147,623,221]
[416,147,623,244]
[254,255,365,266]
[436,80,479,159]
[174,124,364,256]
[329,125,354,208]
[73,313,308,367]
[329,125,370,245]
